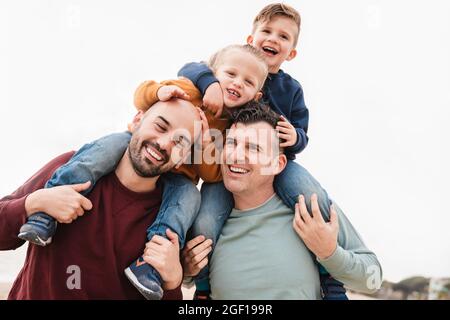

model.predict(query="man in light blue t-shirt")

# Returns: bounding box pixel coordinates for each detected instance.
[182,102,382,300]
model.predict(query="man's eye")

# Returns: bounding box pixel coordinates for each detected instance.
[174,136,188,148]
[226,139,235,145]
[155,124,166,132]
[249,145,259,152]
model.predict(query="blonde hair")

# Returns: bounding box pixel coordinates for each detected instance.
[208,44,268,90]
[252,3,301,47]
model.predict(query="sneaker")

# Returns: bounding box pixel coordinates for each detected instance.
[124,256,163,300]
[18,212,57,246]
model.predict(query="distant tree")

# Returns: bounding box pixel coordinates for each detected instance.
[392,277,429,299]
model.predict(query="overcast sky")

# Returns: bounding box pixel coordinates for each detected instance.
[0,0,449,283]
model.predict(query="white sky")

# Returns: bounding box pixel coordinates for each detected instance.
[0,0,449,283]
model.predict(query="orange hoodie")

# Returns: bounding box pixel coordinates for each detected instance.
[133,78,230,184]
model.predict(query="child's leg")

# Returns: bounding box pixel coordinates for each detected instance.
[190,181,234,298]
[148,172,202,247]
[124,172,201,300]
[18,132,131,246]
[274,160,348,300]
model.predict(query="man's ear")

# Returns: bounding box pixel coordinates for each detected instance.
[254,91,263,101]
[246,35,254,45]
[286,48,297,62]
[129,111,145,133]
[273,153,287,175]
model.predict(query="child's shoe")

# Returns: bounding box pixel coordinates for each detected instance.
[18,212,57,246]
[124,256,163,300]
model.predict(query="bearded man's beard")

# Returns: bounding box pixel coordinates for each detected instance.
[128,136,170,178]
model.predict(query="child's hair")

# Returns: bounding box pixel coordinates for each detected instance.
[208,44,269,90]
[252,3,301,47]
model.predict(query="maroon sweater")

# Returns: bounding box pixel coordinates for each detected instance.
[0,152,182,300]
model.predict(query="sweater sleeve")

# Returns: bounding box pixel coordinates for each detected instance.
[0,152,74,250]
[285,86,309,155]
[317,202,383,294]
[177,62,218,96]
[133,80,164,111]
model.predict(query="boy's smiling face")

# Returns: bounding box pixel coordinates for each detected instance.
[247,16,298,73]
[215,49,266,108]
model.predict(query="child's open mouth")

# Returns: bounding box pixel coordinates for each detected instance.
[262,46,279,56]
[227,88,241,99]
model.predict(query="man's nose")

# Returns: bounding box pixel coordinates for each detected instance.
[155,134,173,152]
[228,143,246,164]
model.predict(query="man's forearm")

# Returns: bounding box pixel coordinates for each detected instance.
[318,245,382,294]
[318,203,383,294]
[0,195,29,250]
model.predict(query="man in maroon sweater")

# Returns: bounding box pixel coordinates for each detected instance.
[0,98,202,299]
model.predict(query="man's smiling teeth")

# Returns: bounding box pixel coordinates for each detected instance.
[146,146,162,161]
[263,46,278,55]
[227,88,241,98]
[229,166,249,174]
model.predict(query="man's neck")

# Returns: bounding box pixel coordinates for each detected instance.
[233,185,276,211]
[115,151,159,193]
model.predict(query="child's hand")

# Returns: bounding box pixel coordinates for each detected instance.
[157,85,190,102]
[203,82,224,118]
[198,108,212,146]
[276,116,298,147]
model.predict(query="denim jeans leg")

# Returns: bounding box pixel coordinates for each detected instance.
[45,131,131,195]
[274,160,332,221]
[146,172,201,249]
[189,181,234,282]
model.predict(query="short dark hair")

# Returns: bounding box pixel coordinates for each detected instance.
[229,101,285,154]
[230,100,281,128]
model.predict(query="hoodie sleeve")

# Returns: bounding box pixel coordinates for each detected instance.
[177,62,218,96]
[285,85,309,155]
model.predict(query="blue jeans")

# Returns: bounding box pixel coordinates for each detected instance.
[44,132,201,248]
[274,160,332,221]
[46,132,131,191]
[189,182,234,281]
[150,172,201,247]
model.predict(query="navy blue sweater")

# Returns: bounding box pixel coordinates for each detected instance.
[178,62,309,159]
